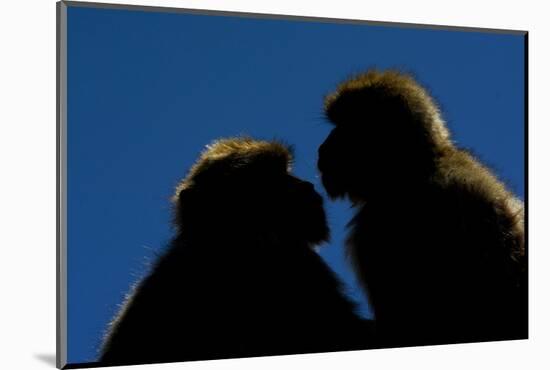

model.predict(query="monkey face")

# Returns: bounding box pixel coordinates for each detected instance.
[176,163,329,246]
[318,128,347,198]
[319,71,448,200]
[317,126,373,199]
[318,117,436,200]
[241,171,329,245]
[279,175,329,245]
[318,89,410,199]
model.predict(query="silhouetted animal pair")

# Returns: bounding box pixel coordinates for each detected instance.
[99,70,526,366]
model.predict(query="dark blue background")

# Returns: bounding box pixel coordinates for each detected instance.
[67,6,525,363]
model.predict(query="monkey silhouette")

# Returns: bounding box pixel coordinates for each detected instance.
[317,70,526,347]
[100,137,374,366]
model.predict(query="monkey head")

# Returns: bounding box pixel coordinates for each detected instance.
[318,70,453,199]
[173,137,329,246]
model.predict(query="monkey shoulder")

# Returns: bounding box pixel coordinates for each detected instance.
[433,149,523,227]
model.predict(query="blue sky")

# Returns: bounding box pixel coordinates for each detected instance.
[66,5,525,364]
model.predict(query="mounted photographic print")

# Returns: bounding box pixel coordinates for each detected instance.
[57,1,527,368]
